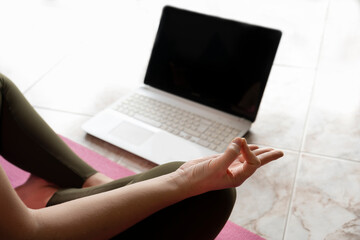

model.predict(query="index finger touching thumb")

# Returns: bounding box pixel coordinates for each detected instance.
[241,138,261,166]
[216,138,241,169]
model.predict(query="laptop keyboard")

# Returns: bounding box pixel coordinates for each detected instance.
[112,93,242,152]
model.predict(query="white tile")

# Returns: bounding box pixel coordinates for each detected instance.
[285,154,360,239]
[0,0,87,91]
[303,68,360,161]
[25,39,144,115]
[319,0,360,69]
[246,66,315,150]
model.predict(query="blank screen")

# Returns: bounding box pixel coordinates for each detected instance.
[144,6,282,121]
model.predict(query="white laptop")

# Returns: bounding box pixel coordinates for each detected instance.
[83,6,282,165]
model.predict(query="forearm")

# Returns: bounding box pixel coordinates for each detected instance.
[30,172,186,240]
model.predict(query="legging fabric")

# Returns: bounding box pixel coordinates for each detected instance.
[0,73,236,239]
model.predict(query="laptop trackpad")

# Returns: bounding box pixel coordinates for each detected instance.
[110,121,154,146]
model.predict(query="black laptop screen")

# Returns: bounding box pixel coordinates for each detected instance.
[144,6,282,122]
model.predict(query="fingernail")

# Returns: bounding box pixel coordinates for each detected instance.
[232,137,242,145]
[229,142,240,154]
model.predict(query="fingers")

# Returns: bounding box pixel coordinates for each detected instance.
[252,147,275,156]
[241,161,259,178]
[214,138,283,171]
[249,144,259,151]
[226,139,284,187]
[258,150,284,166]
[237,145,260,163]
[241,138,261,166]
[243,145,284,166]
[214,138,242,169]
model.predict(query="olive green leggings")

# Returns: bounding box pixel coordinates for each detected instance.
[0,73,236,239]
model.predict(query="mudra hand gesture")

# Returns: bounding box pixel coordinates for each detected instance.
[174,138,284,197]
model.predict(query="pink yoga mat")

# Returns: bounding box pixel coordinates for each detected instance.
[0,136,264,240]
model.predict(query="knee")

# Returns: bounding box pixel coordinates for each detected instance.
[0,72,11,92]
[173,188,237,239]
[0,73,22,99]
[205,187,237,216]
[193,187,237,228]
[0,72,13,87]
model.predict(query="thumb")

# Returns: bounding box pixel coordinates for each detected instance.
[214,138,241,169]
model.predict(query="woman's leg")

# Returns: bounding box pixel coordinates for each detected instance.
[47,162,237,240]
[0,73,97,188]
[118,188,236,240]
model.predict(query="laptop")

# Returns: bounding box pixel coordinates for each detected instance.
[83,6,282,165]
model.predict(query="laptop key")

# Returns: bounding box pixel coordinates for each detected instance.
[183,128,201,138]
[198,139,210,147]
[134,114,161,128]
[179,131,191,139]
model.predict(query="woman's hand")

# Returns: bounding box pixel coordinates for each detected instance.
[173,138,284,197]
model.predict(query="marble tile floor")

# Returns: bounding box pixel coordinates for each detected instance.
[1,0,359,239]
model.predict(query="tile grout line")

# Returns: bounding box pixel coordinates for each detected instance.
[300,151,360,164]
[22,39,86,95]
[281,0,332,239]
[273,63,316,70]
[22,54,68,95]
[250,145,359,165]
[34,105,93,117]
